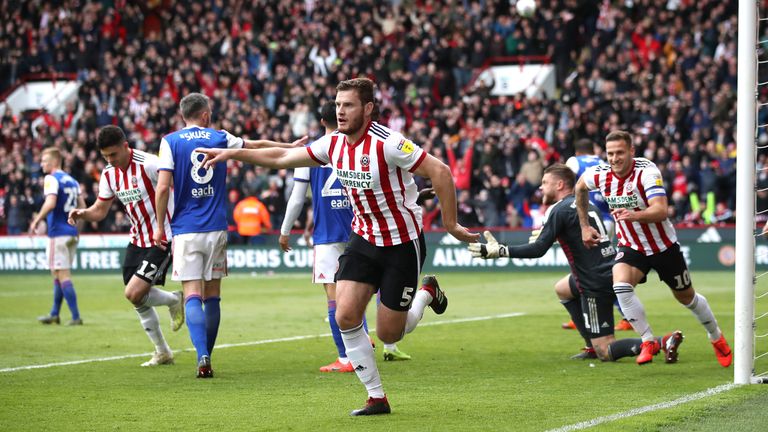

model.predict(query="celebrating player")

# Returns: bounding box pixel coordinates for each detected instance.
[68,126,184,367]
[195,77,478,415]
[32,148,85,326]
[279,102,409,373]
[469,164,683,364]
[575,130,732,367]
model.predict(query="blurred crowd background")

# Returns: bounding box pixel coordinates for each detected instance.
[0,0,762,239]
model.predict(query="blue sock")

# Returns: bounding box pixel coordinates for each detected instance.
[185,295,209,361]
[203,297,221,355]
[60,280,80,320]
[328,300,346,358]
[50,279,63,316]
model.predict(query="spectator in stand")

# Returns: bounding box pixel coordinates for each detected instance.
[0,0,741,233]
[445,137,474,192]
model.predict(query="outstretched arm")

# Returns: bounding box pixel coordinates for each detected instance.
[575,177,600,248]
[197,146,319,170]
[244,136,309,150]
[413,154,479,243]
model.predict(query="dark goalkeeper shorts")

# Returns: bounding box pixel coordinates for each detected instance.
[335,232,427,312]
[123,243,172,286]
[569,275,615,338]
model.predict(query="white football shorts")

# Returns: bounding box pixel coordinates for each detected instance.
[171,230,228,281]
[47,236,78,270]
[312,242,345,284]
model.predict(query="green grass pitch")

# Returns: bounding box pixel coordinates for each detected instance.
[1,271,767,431]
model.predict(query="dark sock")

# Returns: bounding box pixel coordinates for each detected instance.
[562,298,591,347]
[607,337,663,361]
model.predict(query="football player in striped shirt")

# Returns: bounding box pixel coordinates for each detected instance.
[576,130,732,367]
[279,102,409,373]
[68,126,183,367]
[32,148,85,326]
[196,78,479,415]
[469,164,684,364]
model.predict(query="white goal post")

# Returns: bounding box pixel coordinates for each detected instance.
[734,0,758,384]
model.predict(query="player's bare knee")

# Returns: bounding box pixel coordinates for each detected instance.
[334,310,362,330]
[377,328,403,344]
[672,287,695,305]
[124,287,143,305]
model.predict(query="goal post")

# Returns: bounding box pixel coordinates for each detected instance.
[734,0,758,385]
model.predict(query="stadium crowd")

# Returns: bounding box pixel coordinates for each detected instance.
[0,0,756,236]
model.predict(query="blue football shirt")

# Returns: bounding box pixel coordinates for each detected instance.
[566,154,611,219]
[43,170,79,237]
[158,126,243,236]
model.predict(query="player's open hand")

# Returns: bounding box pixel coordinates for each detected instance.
[67,209,84,226]
[468,231,508,259]
[291,136,309,148]
[195,147,227,169]
[278,234,291,252]
[447,223,480,243]
[581,226,600,248]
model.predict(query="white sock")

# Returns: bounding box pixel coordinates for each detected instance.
[685,293,722,341]
[142,287,178,307]
[135,305,171,354]
[405,289,432,334]
[614,283,655,342]
[341,322,384,399]
[339,357,350,365]
[383,343,397,351]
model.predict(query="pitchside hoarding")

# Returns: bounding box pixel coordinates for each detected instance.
[0,227,761,274]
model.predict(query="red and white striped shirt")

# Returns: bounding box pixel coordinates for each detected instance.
[306,121,426,247]
[583,157,677,255]
[98,149,173,247]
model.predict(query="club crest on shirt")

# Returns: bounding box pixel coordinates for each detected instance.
[131,176,139,188]
[397,139,415,154]
[360,155,370,167]
[624,182,634,194]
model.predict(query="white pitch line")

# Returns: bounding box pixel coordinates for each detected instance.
[545,383,740,432]
[0,312,525,374]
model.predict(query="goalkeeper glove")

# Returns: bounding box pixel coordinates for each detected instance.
[528,229,541,244]
[468,231,508,259]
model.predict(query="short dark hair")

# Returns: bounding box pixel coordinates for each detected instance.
[543,163,576,189]
[336,78,375,106]
[605,130,633,148]
[574,138,594,155]
[179,92,210,120]
[320,101,337,128]
[97,125,126,149]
